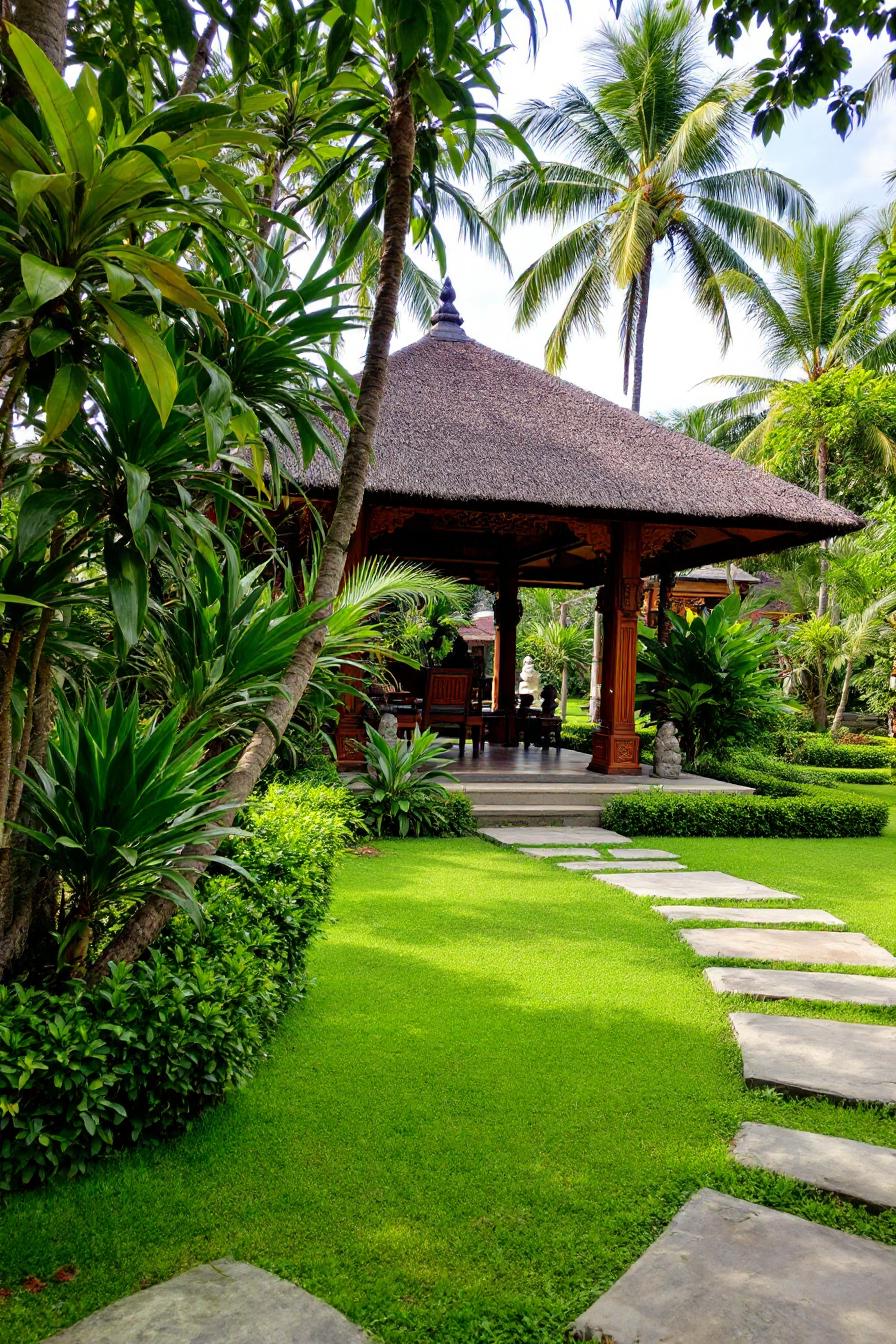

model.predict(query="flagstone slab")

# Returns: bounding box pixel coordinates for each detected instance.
[730,1012,896,1105]
[479,826,629,846]
[656,905,843,926]
[570,1188,896,1343]
[607,846,678,859]
[733,1122,896,1209]
[562,860,685,872]
[598,870,801,901]
[706,967,896,1006]
[681,928,896,966]
[518,846,604,859]
[42,1259,370,1343]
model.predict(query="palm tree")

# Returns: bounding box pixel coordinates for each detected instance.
[520,589,593,719]
[706,210,896,612]
[488,0,811,412]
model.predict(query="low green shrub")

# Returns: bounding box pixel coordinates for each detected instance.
[603,790,888,838]
[699,749,892,793]
[355,727,461,837]
[429,792,478,837]
[790,737,895,769]
[559,721,656,755]
[0,778,356,1190]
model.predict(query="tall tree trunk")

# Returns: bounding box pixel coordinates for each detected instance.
[588,606,601,722]
[830,658,853,735]
[89,79,418,980]
[558,599,569,721]
[813,652,828,729]
[178,18,217,96]
[9,0,67,69]
[629,249,652,415]
[817,435,830,618]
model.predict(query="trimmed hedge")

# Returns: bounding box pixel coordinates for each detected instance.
[603,790,888,838]
[0,777,359,1190]
[790,738,895,770]
[698,750,892,794]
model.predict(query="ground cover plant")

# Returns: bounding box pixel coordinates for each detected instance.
[2,812,896,1344]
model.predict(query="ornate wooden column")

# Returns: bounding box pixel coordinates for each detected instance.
[590,521,642,774]
[492,556,520,743]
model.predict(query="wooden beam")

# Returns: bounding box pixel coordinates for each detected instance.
[590,521,642,774]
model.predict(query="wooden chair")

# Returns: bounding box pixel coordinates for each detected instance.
[422,668,483,757]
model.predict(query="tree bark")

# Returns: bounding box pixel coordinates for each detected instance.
[816,435,830,618]
[89,79,418,979]
[9,0,67,70]
[177,18,217,96]
[830,658,853,735]
[813,652,828,730]
[629,249,652,415]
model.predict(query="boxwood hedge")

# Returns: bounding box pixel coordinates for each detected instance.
[603,790,888,838]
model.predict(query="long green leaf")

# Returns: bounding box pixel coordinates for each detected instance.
[99,300,178,425]
[5,25,96,179]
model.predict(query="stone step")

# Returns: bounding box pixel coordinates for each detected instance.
[473,805,604,825]
[570,1188,896,1343]
[730,1012,896,1105]
[733,1122,896,1210]
[598,871,802,902]
[655,905,843,926]
[681,927,896,966]
[480,826,630,845]
[705,966,896,1006]
[42,1259,370,1343]
[561,860,685,873]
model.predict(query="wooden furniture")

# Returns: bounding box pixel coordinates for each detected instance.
[422,668,483,757]
[521,687,562,752]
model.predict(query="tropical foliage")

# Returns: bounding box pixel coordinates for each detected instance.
[355,725,459,837]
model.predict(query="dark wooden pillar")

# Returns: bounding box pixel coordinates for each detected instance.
[657,567,676,645]
[590,521,642,774]
[492,556,520,742]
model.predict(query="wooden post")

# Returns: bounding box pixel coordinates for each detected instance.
[492,557,520,743]
[590,521,642,774]
[657,568,675,645]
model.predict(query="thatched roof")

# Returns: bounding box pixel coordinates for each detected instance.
[289,282,861,546]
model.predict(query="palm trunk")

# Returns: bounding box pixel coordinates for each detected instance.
[817,435,830,618]
[588,607,601,722]
[813,652,828,730]
[89,80,417,979]
[830,659,853,735]
[629,249,652,415]
[177,19,217,96]
[9,0,67,69]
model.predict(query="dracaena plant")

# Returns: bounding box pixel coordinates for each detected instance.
[12,688,242,973]
[356,725,457,838]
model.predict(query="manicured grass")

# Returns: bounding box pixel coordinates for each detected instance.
[2,828,896,1343]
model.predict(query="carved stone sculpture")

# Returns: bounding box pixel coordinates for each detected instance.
[518,655,542,700]
[652,720,682,779]
[378,711,399,747]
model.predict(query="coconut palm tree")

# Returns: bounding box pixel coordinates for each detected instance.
[488,0,812,412]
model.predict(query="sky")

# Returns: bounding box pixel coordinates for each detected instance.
[344,3,896,418]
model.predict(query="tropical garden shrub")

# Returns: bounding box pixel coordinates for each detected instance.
[638,594,785,762]
[789,737,896,770]
[355,727,461,838]
[699,748,892,792]
[427,792,478,837]
[603,791,888,838]
[560,718,656,755]
[0,776,355,1189]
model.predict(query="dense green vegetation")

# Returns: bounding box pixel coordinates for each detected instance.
[2,827,896,1344]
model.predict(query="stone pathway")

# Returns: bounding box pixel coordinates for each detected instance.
[706,966,896,1005]
[733,1122,896,1209]
[654,905,843,925]
[598,870,801,901]
[731,1013,896,1105]
[681,926,896,965]
[480,826,629,846]
[43,1259,370,1343]
[570,1188,896,1343]
[559,859,684,872]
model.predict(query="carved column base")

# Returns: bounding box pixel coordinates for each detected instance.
[334,709,367,767]
[588,727,641,774]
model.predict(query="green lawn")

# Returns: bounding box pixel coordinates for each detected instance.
[2,816,896,1343]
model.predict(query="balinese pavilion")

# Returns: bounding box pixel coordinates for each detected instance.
[290,279,861,782]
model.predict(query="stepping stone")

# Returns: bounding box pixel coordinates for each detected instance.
[608,846,678,859]
[42,1259,370,1343]
[682,928,896,966]
[598,870,800,901]
[518,847,604,859]
[706,967,896,1006]
[730,1012,896,1105]
[733,1122,896,1210]
[561,860,685,872]
[570,1187,896,1343]
[655,905,843,926]
[480,826,629,846]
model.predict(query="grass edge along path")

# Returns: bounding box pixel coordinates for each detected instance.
[1,832,895,1343]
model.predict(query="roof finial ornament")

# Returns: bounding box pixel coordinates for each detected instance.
[429,275,469,342]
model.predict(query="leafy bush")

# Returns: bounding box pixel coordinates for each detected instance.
[0,778,354,1190]
[355,726,459,837]
[428,791,478,837]
[699,749,892,793]
[790,737,895,769]
[638,595,784,762]
[603,790,888,838]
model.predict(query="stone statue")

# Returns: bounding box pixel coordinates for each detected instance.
[378,711,399,747]
[652,720,682,779]
[518,656,542,700]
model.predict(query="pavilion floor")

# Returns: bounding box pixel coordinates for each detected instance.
[442,745,749,793]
